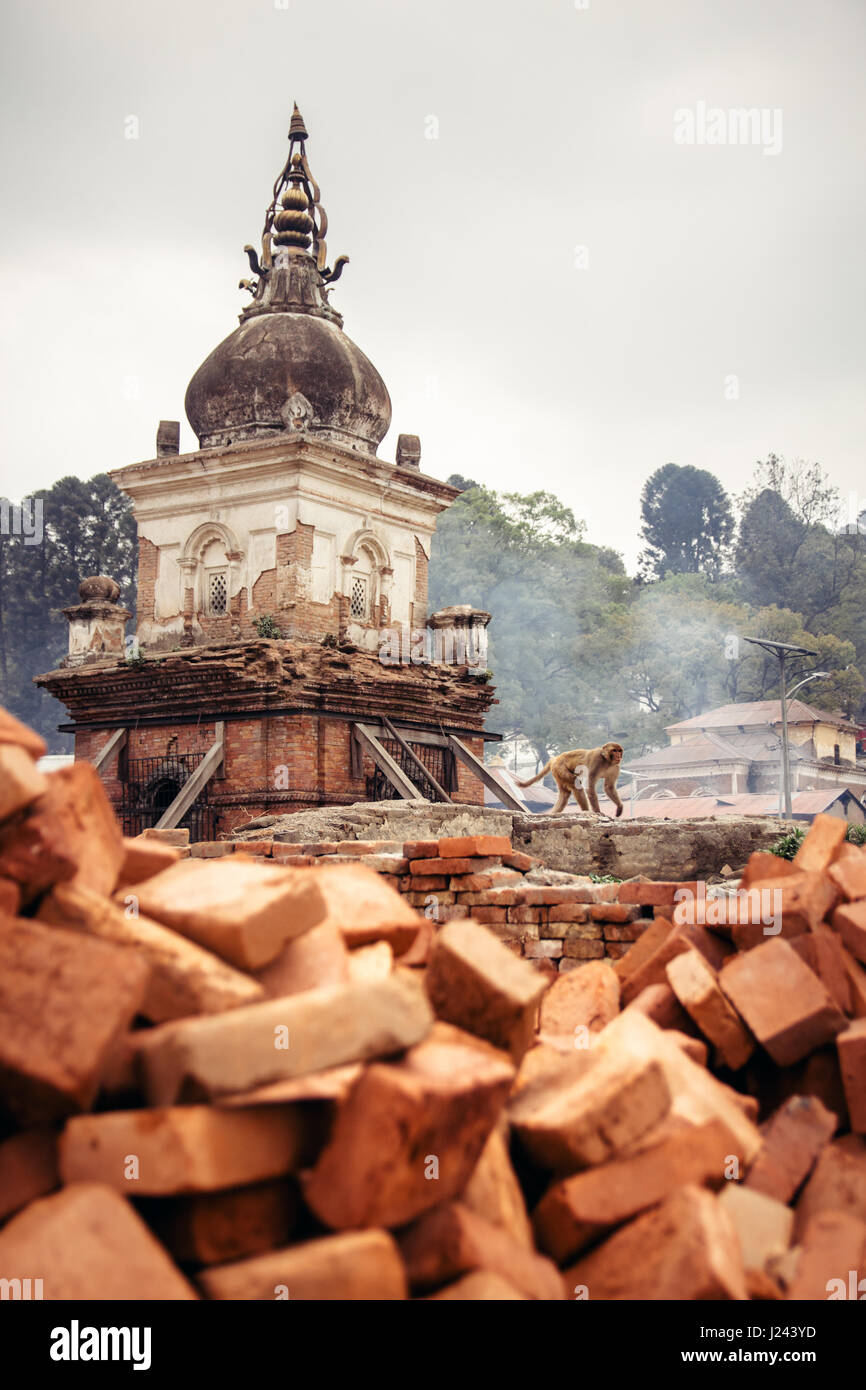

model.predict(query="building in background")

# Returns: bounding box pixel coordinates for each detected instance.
[624,700,866,805]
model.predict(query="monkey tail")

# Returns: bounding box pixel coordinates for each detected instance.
[516,760,552,789]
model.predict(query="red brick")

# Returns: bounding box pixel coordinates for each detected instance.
[617,881,699,907]
[148,1180,297,1266]
[403,840,440,860]
[302,1023,514,1229]
[0,745,47,821]
[563,939,605,959]
[837,1019,866,1133]
[833,899,866,965]
[234,841,274,857]
[720,938,846,1066]
[745,1095,837,1204]
[0,1183,197,1299]
[563,1185,747,1300]
[666,948,755,1071]
[603,921,650,942]
[399,1201,563,1300]
[791,927,851,1015]
[793,812,849,873]
[538,959,619,1039]
[437,836,512,859]
[501,852,536,871]
[507,905,543,925]
[0,706,47,759]
[409,857,498,875]
[795,1135,866,1235]
[534,1119,732,1263]
[589,903,640,923]
[471,907,510,925]
[548,903,590,923]
[408,875,450,892]
[0,917,149,1123]
[786,1210,866,1301]
[0,1130,59,1221]
[60,1103,312,1194]
[197,1229,407,1300]
[829,844,866,901]
[426,919,548,1060]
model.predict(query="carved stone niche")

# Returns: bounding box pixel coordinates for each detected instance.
[427,605,491,668]
[62,576,131,667]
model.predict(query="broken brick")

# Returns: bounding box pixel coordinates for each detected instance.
[0,1182,196,1299]
[563,1185,747,1300]
[720,937,846,1066]
[59,1103,313,1194]
[0,917,149,1123]
[425,917,548,1060]
[666,948,755,1071]
[129,857,330,970]
[137,972,434,1105]
[745,1095,837,1204]
[198,1229,407,1300]
[533,1118,733,1263]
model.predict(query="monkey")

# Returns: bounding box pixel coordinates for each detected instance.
[517,742,625,817]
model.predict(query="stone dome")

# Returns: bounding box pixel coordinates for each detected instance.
[185,308,392,453]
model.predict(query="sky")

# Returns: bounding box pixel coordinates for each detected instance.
[1,0,864,571]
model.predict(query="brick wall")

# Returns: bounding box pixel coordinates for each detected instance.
[182,831,677,976]
[137,537,158,623]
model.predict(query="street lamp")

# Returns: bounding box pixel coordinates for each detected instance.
[773,671,830,816]
[742,637,821,818]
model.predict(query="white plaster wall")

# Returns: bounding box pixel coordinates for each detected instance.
[131,454,437,629]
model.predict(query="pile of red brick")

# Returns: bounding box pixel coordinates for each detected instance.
[2,703,866,1301]
[196,831,669,968]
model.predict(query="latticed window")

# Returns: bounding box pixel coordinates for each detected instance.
[350,575,368,620]
[208,570,228,616]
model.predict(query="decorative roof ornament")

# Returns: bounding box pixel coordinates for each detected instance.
[248,104,348,282]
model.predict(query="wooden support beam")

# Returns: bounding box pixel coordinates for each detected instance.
[92,727,127,775]
[382,717,452,803]
[448,734,529,813]
[353,723,426,801]
[155,723,225,830]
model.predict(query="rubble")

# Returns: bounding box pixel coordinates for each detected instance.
[2,706,866,1301]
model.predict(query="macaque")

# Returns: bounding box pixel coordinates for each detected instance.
[517,742,625,817]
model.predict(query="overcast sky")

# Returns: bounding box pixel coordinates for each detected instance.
[1,0,864,569]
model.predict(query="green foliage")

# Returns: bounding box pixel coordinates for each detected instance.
[589,872,623,884]
[430,478,630,763]
[638,464,734,581]
[0,474,137,750]
[252,614,284,640]
[769,828,807,860]
[847,824,866,846]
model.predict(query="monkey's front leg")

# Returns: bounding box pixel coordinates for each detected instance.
[605,776,624,818]
[586,781,604,816]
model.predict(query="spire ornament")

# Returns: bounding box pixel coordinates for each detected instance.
[258,103,345,279]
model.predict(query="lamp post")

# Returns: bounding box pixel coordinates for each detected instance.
[742,638,820,818]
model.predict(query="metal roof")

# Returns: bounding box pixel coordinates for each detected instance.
[666,700,857,733]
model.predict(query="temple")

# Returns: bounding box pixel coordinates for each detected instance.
[36,106,511,838]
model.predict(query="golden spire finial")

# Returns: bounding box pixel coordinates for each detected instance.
[289,103,308,142]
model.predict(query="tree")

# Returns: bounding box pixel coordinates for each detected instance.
[0,474,137,749]
[429,480,630,765]
[638,464,734,581]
